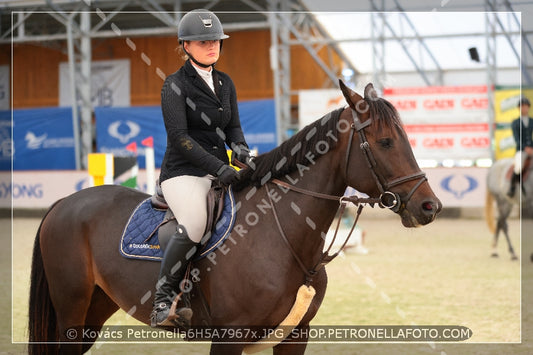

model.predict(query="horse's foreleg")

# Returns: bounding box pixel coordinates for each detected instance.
[272,324,309,355]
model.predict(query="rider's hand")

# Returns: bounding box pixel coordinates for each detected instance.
[216,165,240,185]
[231,143,251,165]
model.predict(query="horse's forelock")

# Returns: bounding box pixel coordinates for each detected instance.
[366,96,403,133]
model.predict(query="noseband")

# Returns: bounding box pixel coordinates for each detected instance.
[345,107,427,213]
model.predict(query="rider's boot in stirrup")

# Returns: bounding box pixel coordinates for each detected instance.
[150,224,198,328]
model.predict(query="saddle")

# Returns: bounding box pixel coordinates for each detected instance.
[151,180,226,237]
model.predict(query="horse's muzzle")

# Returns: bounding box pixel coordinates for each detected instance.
[402,197,442,227]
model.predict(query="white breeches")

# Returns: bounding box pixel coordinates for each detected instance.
[160,175,213,243]
[513,151,527,174]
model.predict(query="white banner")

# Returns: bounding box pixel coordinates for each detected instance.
[298,89,344,129]
[2,169,157,208]
[425,167,487,208]
[384,86,490,161]
[0,65,10,110]
[1,167,485,209]
[59,59,130,107]
[298,86,490,161]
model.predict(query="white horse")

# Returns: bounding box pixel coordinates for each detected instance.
[485,157,533,260]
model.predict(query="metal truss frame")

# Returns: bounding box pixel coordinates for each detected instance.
[0,0,529,158]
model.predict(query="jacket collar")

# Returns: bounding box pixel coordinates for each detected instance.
[184,60,221,101]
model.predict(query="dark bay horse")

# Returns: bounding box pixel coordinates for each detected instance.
[28,81,441,354]
[485,157,533,260]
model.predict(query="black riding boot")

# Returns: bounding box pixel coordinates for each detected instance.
[507,172,520,197]
[150,224,199,328]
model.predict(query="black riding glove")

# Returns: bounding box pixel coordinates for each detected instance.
[216,165,240,185]
[231,143,251,165]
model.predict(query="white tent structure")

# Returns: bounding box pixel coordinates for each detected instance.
[0,0,531,166]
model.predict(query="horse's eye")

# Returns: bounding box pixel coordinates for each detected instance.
[378,138,393,149]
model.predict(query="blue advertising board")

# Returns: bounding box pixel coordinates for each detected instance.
[95,99,277,168]
[238,99,277,154]
[0,110,10,171]
[5,99,277,171]
[95,106,165,169]
[12,107,76,170]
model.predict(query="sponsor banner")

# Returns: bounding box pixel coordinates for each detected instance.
[383,85,490,161]
[13,107,76,170]
[405,123,490,160]
[493,88,533,160]
[0,65,9,110]
[239,99,277,154]
[299,89,345,129]
[96,100,277,168]
[59,59,130,107]
[298,86,491,161]
[95,106,162,169]
[383,85,489,124]
[2,167,486,209]
[2,169,160,208]
[0,110,11,170]
[426,167,487,207]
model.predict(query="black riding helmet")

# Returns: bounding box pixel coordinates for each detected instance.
[519,96,531,107]
[178,9,229,68]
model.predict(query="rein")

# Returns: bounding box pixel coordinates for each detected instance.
[259,106,428,285]
[233,106,428,285]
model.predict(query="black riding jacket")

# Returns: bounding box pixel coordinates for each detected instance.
[159,60,247,183]
[511,115,533,152]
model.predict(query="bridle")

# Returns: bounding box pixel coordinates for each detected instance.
[260,105,428,285]
[345,107,427,213]
[269,106,427,213]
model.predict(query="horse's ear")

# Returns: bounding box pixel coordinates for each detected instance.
[339,79,365,111]
[364,83,379,101]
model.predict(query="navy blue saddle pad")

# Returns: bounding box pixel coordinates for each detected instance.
[119,186,236,261]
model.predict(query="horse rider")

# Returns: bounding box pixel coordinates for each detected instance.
[151,9,251,328]
[508,96,533,197]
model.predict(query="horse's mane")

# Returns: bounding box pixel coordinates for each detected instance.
[233,107,344,191]
[233,91,403,191]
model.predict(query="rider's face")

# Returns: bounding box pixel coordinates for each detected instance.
[522,104,531,117]
[184,40,220,69]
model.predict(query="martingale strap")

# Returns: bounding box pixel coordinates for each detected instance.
[265,183,366,285]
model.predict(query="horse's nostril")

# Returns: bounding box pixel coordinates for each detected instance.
[422,201,433,211]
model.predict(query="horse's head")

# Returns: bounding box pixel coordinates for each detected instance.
[338,80,441,227]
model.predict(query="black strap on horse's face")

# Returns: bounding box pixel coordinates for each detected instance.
[344,107,427,213]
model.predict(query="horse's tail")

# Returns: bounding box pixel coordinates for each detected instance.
[28,200,63,355]
[485,188,496,234]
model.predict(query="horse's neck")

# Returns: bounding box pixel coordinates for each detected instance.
[273,153,346,262]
